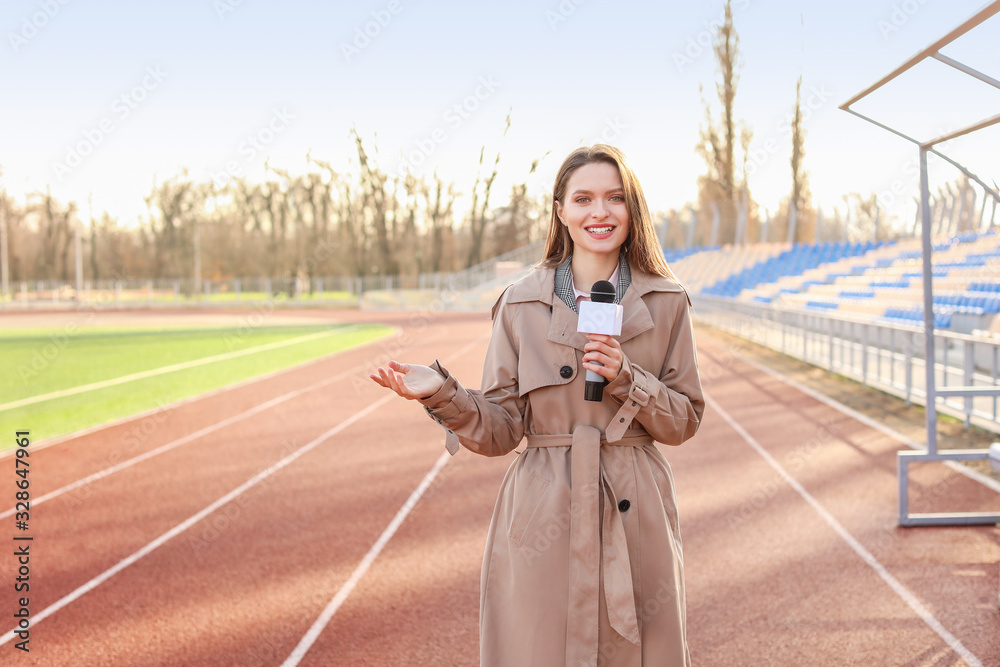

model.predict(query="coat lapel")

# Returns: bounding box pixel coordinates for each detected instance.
[547,297,589,352]
[619,266,688,343]
[617,284,655,344]
[504,262,686,351]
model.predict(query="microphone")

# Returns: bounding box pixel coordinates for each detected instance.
[578,280,623,401]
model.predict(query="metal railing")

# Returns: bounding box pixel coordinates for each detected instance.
[838,0,1000,526]
[692,295,1000,434]
[0,276,363,309]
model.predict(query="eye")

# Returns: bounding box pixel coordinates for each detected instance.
[575,196,590,204]
[610,194,624,202]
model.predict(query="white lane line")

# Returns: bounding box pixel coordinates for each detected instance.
[0,325,428,516]
[0,393,396,648]
[705,393,983,667]
[0,324,402,458]
[0,358,361,520]
[281,451,451,667]
[2,326,355,412]
[0,331,487,648]
[720,346,1000,495]
[281,335,487,666]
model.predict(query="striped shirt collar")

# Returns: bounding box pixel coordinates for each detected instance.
[554,250,631,313]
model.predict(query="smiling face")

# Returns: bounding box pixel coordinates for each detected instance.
[554,161,631,262]
[542,144,675,280]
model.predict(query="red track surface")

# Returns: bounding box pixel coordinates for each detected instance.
[1,310,998,666]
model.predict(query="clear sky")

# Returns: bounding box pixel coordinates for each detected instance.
[2,0,998,231]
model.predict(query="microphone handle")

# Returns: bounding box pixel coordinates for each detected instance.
[585,362,606,401]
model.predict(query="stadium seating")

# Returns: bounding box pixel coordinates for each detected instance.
[697,240,885,300]
[670,231,1000,332]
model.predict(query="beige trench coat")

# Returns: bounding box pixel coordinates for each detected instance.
[418,263,704,667]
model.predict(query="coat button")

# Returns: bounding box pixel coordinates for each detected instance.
[618,499,631,512]
[559,365,573,379]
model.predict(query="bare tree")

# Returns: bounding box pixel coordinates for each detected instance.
[144,172,204,286]
[30,188,76,281]
[842,192,891,242]
[307,153,353,277]
[353,128,398,277]
[1,192,25,283]
[466,110,511,268]
[493,153,549,254]
[86,196,100,282]
[695,0,747,246]
[424,171,456,274]
[784,75,816,243]
[7,132,547,284]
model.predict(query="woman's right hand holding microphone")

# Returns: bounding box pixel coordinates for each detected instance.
[369,360,445,400]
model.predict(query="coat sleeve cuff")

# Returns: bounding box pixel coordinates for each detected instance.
[417,360,460,413]
[604,356,659,442]
[417,359,465,455]
[605,355,634,403]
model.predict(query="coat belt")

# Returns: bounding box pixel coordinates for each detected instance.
[526,426,650,665]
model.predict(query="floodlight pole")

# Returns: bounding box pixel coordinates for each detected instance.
[686,206,697,249]
[918,147,938,456]
[74,219,83,304]
[978,185,989,231]
[0,196,8,302]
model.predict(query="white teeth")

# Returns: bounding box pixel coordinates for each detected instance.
[587,227,613,234]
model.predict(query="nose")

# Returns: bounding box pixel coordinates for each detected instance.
[592,202,610,219]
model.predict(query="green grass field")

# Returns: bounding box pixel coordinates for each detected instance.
[1,322,394,448]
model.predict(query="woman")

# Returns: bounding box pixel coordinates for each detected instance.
[370,144,704,666]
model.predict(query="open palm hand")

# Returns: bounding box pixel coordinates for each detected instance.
[369,360,445,400]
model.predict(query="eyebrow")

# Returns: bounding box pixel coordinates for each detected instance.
[570,188,624,195]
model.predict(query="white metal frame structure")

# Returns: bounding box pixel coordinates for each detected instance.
[840,1,1000,526]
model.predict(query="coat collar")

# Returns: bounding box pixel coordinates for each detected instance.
[504,263,687,352]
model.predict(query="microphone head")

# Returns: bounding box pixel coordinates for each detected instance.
[590,280,616,304]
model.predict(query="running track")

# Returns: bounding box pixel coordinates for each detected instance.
[1,310,998,666]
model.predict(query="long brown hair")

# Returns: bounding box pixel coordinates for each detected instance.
[539,144,675,279]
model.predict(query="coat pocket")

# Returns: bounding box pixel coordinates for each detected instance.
[507,471,551,548]
[515,337,577,398]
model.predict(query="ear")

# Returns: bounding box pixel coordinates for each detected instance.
[554,200,565,224]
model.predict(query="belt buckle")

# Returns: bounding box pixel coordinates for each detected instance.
[628,382,650,407]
